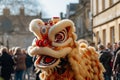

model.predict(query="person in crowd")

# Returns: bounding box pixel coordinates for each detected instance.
[32,56,41,80]
[112,41,120,80]
[114,41,120,56]
[113,42,118,53]
[14,47,26,80]
[98,44,113,80]
[89,42,98,50]
[22,49,33,80]
[106,42,114,55]
[9,47,17,80]
[0,48,2,56]
[0,47,15,80]
[9,48,13,56]
[106,43,115,69]
[0,47,3,80]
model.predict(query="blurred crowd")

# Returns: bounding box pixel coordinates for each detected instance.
[98,41,120,80]
[0,40,120,80]
[0,46,40,80]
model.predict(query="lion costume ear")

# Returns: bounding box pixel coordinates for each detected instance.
[29,19,44,40]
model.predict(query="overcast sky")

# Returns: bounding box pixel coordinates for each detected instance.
[39,0,79,18]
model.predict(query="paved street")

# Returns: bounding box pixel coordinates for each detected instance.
[10,67,36,80]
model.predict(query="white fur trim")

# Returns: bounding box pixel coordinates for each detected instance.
[35,59,60,69]
[29,46,72,58]
[27,46,35,56]
[31,38,36,45]
[29,19,44,32]
[29,19,44,39]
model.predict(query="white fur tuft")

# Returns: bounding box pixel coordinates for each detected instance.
[29,19,44,39]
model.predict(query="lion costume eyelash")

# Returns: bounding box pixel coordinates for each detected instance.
[28,18,105,80]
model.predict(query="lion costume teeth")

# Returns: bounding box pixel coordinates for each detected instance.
[28,18,105,80]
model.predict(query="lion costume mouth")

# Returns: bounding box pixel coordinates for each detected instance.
[35,55,60,68]
[35,55,68,74]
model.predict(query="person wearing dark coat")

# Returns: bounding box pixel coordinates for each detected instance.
[98,44,113,80]
[32,56,41,80]
[112,41,120,80]
[0,47,15,80]
[114,43,120,56]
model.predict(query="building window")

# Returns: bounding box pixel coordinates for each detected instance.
[86,9,90,19]
[96,0,98,14]
[103,29,106,45]
[110,0,113,6]
[96,31,100,44]
[102,0,105,10]
[110,27,115,44]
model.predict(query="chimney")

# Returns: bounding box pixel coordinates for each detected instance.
[3,7,10,15]
[20,7,24,15]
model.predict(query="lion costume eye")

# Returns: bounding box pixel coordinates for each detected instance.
[41,27,47,34]
[54,29,67,43]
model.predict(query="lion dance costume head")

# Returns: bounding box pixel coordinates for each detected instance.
[28,17,105,80]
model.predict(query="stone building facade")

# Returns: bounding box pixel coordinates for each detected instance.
[66,0,93,42]
[91,0,120,45]
[0,7,42,48]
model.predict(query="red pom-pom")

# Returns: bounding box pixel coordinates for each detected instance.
[36,40,43,47]
[42,39,49,46]
[36,39,50,47]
